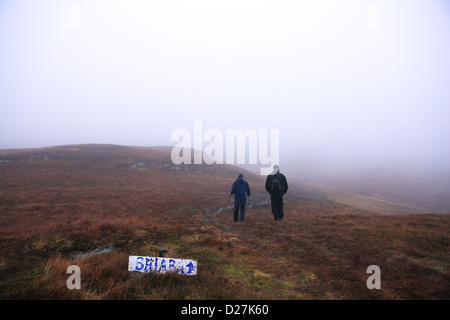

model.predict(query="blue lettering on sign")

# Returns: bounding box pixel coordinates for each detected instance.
[169,259,176,270]
[159,259,167,272]
[144,257,153,272]
[136,257,144,271]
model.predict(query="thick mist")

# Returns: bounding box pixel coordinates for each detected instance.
[1,0,449,181]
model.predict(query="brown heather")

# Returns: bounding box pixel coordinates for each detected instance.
[0,145,448,299]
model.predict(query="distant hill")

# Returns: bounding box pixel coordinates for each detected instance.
[1,144,448,240]
[0,144,268,238]
[299,167,450,214]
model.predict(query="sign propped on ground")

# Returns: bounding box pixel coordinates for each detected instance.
[128,256,197,275]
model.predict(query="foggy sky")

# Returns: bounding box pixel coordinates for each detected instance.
[1,0,449,177]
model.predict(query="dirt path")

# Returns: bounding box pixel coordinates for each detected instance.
[202,195,299,259]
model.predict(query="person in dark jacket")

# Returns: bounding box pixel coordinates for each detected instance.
[230,174,251,222]
[265,165,288,220]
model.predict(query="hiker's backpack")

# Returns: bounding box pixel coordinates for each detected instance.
[271,174,282,192]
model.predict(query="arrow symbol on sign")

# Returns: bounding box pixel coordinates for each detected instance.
[186,261,195,274]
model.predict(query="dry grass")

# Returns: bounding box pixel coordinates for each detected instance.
[0,144,449,300]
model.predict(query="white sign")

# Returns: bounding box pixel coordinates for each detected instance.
[128,256,197,276]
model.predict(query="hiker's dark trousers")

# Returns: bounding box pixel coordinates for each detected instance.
[270,193,284,220]
[234,201,246,221]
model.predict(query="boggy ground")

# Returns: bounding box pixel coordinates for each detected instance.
[0,145,448,299]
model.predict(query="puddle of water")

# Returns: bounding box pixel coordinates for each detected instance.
[218,205,233,212]
[130,162,146,168]
[70,246,115,258]
[217,201,269,212]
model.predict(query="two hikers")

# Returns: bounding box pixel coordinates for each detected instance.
[230,174,251,222]
[229,165,288,222]
[265,165,288,221]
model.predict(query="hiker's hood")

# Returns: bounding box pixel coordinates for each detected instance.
[271,165,280,175]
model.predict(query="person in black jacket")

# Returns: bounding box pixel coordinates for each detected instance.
[230,174,251,222]
[265,165,288,220]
